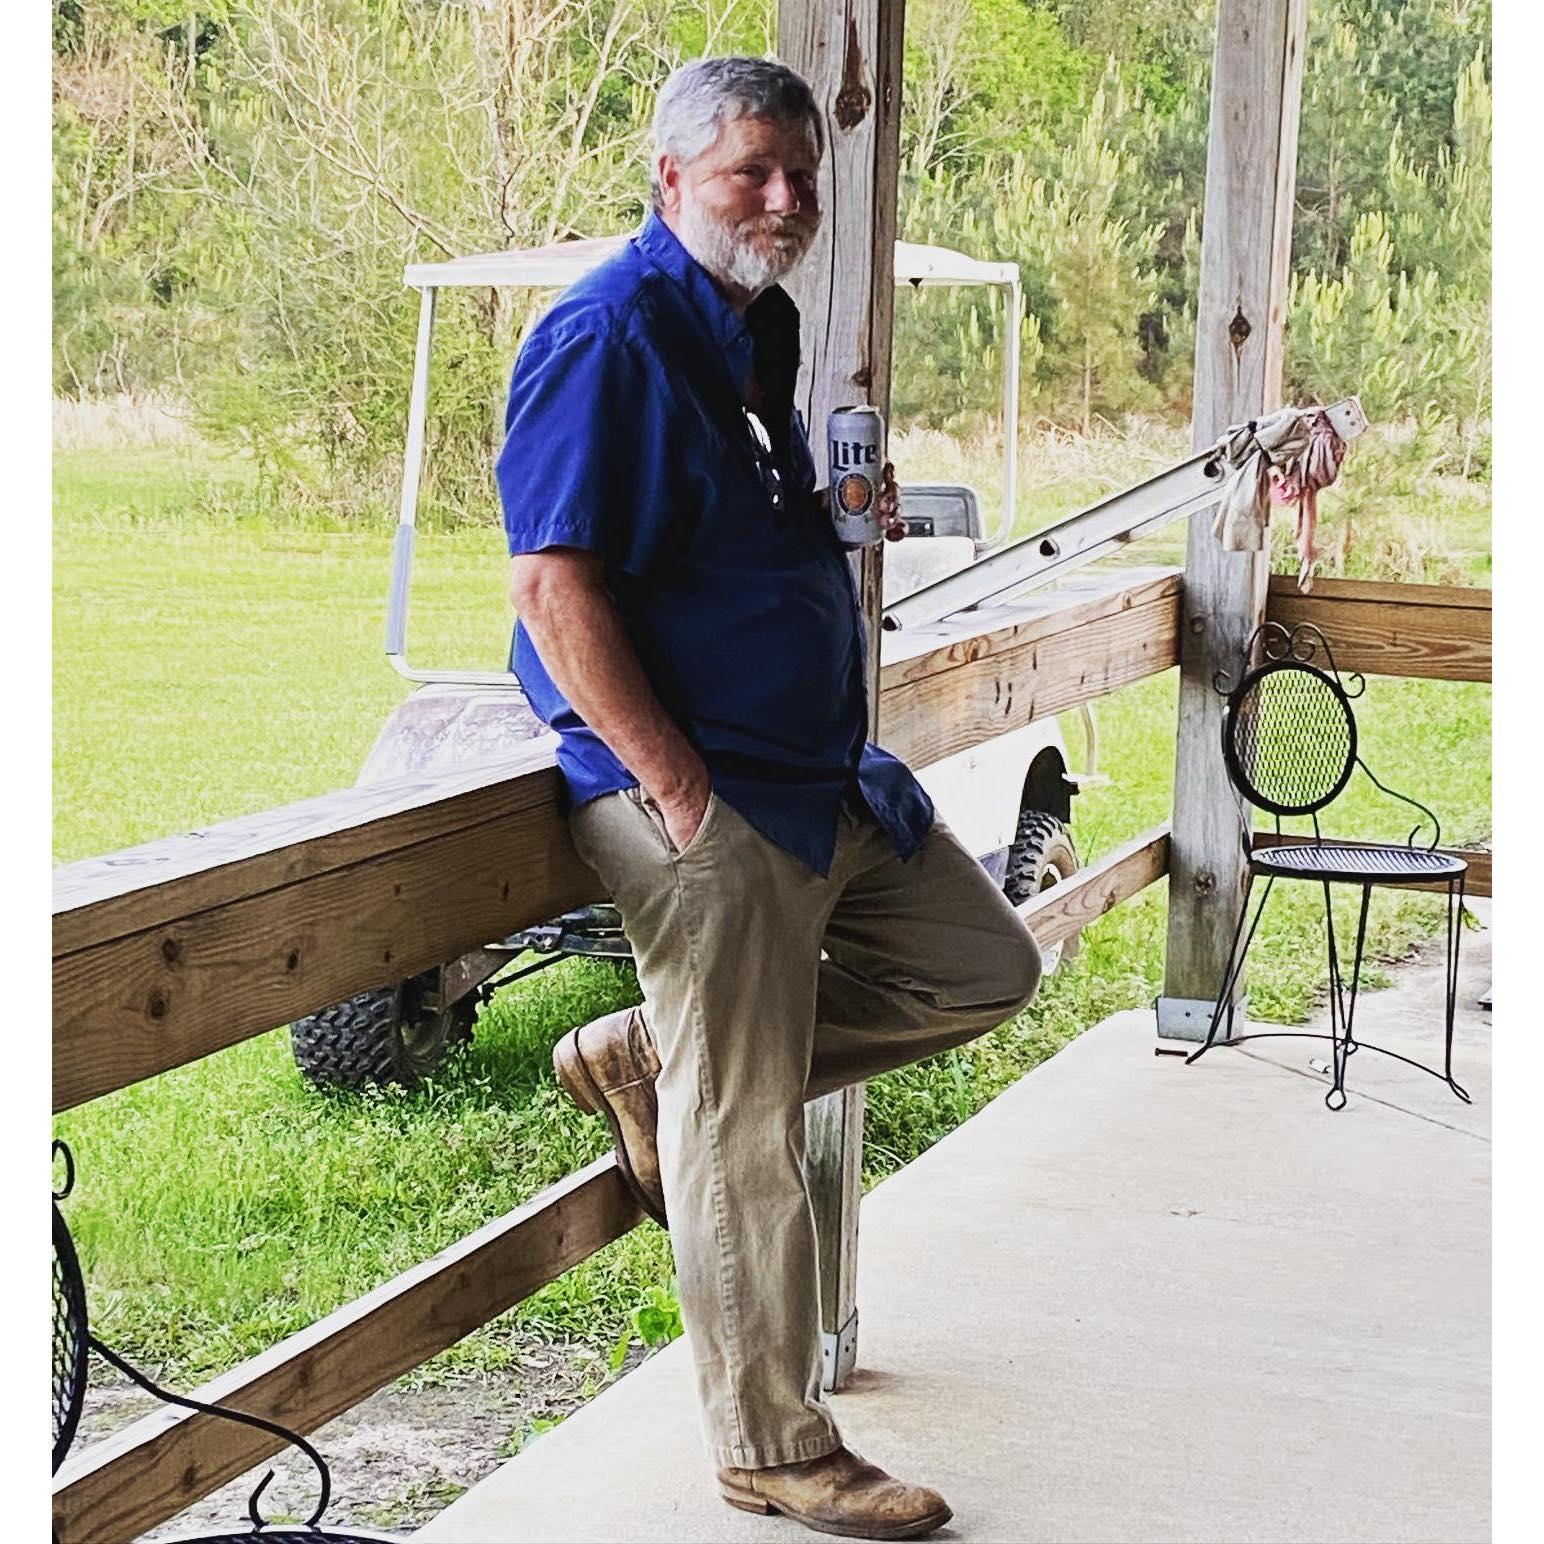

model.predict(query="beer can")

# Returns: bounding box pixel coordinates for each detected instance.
[827,405,885,548]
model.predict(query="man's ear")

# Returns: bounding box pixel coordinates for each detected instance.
[655,153,683,216]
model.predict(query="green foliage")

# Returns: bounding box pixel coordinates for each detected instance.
[1285,49,1490,458]
[1043,0,1216,112]
[1291,212,1442,421]
[1295,14,1404,274]
[1294,1,1491,276]
[54,0,1491,514]
[1030,85,1165,431]
[607,1280,685,1371]
[53,0,762,519]
[896,78,1165,435]
[501,1415,567,1457]
[902,0,1084,175]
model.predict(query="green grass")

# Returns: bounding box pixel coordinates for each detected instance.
[53,448,512,861]
[53,445,1491,1387]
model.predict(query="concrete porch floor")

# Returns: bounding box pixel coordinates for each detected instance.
[420,909,1491,1543]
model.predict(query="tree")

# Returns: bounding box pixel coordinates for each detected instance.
[154,0,756,513]
[1031,86,1163,432]
[1287,47,1490,451]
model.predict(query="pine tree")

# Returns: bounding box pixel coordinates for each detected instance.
[1031,86,1163,432]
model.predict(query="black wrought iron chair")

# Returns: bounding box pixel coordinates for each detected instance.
[53,1141,405,1544]
[1184,621,1470,1112]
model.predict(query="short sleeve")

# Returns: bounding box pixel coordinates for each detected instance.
[495,322,669,578]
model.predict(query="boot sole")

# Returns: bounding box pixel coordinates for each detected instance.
[720,1483,952,1539]
[553,1025,669,1229]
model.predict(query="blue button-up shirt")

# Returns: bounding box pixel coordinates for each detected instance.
[496,213,934,878]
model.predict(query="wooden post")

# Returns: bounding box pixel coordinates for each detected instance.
[1158,0,1307,1039]
[778,0,905,1390]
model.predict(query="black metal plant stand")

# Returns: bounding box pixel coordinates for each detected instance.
[1184,622,1470,1112]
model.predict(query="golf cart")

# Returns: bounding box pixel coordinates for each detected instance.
[290,236,1097,1090]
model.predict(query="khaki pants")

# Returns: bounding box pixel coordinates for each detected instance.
[569,785,1041,1469]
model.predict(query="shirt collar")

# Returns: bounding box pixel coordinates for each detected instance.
[634,212,798,403]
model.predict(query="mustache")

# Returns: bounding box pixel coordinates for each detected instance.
[741,213,819,241]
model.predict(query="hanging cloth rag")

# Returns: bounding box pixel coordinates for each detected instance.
[1270,408,1348,592]
[1209,405,1350,591]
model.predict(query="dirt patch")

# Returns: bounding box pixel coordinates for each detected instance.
[73,1339,651,1539]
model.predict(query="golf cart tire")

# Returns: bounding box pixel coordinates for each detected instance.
[289,975,475,1092]
[1003,810,1080,973]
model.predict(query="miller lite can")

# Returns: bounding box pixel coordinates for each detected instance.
[827,404,885,548]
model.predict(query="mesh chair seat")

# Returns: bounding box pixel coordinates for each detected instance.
[1251,842,1468,885]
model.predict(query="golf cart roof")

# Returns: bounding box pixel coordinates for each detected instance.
[404,236,1019,291]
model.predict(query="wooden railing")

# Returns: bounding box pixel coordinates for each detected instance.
[1265,575,1492,682]
[51,568,1489,1542]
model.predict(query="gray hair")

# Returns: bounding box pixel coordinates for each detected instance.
[650,56,824,210]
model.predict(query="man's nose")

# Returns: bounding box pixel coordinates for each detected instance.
[763,170,803,214]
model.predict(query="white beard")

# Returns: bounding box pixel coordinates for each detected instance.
[675,200,817,299]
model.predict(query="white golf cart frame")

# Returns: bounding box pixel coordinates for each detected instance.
[386,234,1024,682]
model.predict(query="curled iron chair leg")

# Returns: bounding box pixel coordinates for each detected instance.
[1319,880,1369,1110]
[1444,876,1472,1104]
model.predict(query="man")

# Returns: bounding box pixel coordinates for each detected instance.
[498,56,1040,1541]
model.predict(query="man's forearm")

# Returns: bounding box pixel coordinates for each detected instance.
[517,573,707,805]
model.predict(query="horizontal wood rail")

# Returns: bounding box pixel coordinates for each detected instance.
[1251,834,1491,897]
[1016,822,1171,941]
[54,744,562,955]
[54,570,1180,1114]
[53,570,1488,1114]
[879,567,1182,766]
[52,742,599,1113]
[1264,575,1491,682]
[52,1156,642,1544]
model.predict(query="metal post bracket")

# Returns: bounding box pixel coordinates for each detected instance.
[821,1308,859,1393]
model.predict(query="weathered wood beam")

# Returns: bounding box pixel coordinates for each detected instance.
[63,565,1483,1112]
[1160,0,1308,1040]
[53,739,563,955]
[1016,824,1172,943]
[880,569,1181,768]
[53,1156,641,1544]
[1265,575,1492,682]
[53,746,601,1113]
[779,0,906,1394]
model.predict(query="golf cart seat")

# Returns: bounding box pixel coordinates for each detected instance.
[881,535,976,605]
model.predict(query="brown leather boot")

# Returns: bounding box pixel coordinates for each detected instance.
[718,1445,953,1540]
[552,1006,666,1227]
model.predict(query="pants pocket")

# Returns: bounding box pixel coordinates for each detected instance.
[626,786,719,862]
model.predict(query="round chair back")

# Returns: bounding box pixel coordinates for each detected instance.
[53,1198,89,1475]
[1221,659,1357,817]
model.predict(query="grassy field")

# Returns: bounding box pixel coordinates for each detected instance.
[53,442,1491,1387]
[894,416,1494,587]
